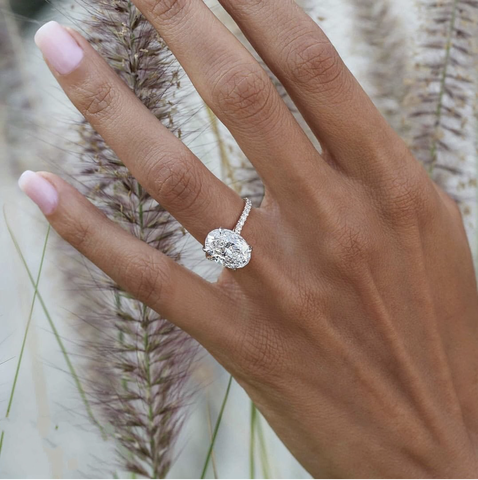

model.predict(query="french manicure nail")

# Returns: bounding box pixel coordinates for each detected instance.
[34,21,84,75]
[19,171,59,216]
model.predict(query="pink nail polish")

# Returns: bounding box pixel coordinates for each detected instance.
[34,21,84,75]
[19,171,59,216]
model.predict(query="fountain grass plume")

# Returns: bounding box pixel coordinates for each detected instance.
[351,0,411,135]
[66,1,197,476]
[0,0,38,175]
[403,0,478,235]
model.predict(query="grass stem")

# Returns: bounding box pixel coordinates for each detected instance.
[206,400,219,479]
[205,106,241,194]
[256,413,272,479]
[4,213,104,437]
[0,225,50,458]
[250,402,257,479]
[6,226,50,418]
[200,375,233,479]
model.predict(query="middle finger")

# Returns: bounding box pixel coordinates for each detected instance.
[131,0,334,197]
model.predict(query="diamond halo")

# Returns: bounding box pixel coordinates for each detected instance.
[203,199,253,270]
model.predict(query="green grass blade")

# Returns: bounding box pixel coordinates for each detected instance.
[5,226,50,419]
[0,427,4,457]
[4,213,104,437]
[206,400,219,479]
[250,402,257,479]
[0,225,50,459]
[200,375,233,479]
[256,414,272,479]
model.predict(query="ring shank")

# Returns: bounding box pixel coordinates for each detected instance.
[234,198,252,235]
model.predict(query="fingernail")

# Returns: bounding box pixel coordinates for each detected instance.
[19,171,59,216]
[34,21,84,75]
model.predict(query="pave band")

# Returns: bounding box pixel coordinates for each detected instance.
[234,198,252,235]
[203,198,253,270]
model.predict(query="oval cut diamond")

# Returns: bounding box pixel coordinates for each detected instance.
[204,228,252,270]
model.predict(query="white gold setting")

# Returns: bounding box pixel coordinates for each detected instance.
[203,199,253,270]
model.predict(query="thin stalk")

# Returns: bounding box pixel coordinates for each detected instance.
[129,19,160,476]
[136,181,158,476]
[4,213,104,436]
[6,226,50,418]
[0,226,49,458]
[250,402,257,479]
[205,105,240,193]
[429,0,459,174]
[200,375,233,479]
[256,414,272,479]
[206,400,219,479]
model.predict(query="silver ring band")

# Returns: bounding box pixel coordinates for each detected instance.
[234,198,252,235]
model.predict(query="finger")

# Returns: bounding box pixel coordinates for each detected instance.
[218,0,408,176]
[34,21,244,242]
[19,170,234,346]
[130,0,334,197]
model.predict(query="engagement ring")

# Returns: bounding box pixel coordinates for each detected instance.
[203,199,253,270]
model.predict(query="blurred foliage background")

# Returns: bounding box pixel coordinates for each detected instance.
[10,0,46,20]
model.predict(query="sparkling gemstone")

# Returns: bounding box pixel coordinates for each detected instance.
[204,228,252,270]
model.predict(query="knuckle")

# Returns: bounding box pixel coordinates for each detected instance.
[212,64,273,121]
[381,169,434,225]
[146,153,203,211]
[285,35,344,91]
[66,218,93,251]
[78,81,117,120]
[145,0,187,22]
[220,0,265,13]
[122,253,170,306]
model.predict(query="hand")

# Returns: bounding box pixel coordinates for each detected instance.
[21,1,478,477]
